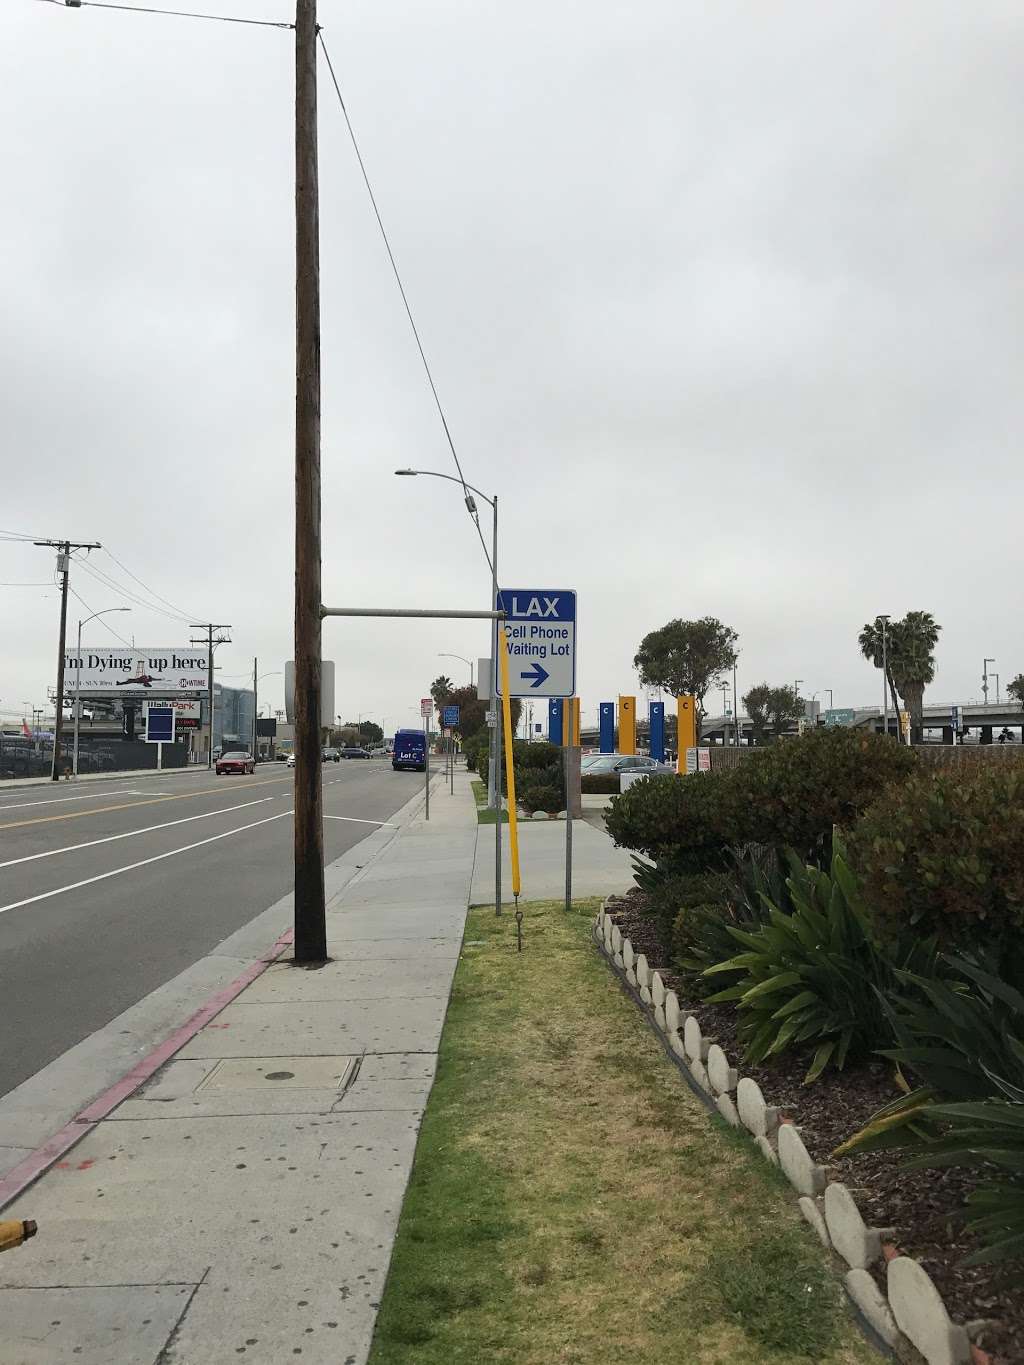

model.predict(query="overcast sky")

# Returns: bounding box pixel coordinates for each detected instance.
[3,0,1022,731]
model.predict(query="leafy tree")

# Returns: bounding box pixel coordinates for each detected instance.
[430,684,520,743]
[358,721,383,746]
[1008,674,1024,708]
[742,683,804,744]
[858,611,940,742]
[430,675,454,708]
[634,617,739,723]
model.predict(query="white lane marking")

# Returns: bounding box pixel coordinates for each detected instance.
[0,789,146,812]
[0,809,294,918]
[0,796,277,870]
[323,815,395,826]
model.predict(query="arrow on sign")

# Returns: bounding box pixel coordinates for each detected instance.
[519,662,550,689]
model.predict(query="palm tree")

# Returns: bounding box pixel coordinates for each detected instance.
[430,675,453,708]
[858,612,940,742]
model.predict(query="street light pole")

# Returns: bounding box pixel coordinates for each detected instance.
[73,607,131,778]
[393,467,501,913]
[879,616,891,737]
[983,658,995,705]
[438,653,474,686]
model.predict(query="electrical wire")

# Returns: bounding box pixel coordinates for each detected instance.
[68,586,134,645]
[318,32,473,509]
[34,0,292,29]
[102,546,196,621]
[0,581,52,587]
[74,555,193,624]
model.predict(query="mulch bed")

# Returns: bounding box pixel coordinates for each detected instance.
[606,889,1024,1364]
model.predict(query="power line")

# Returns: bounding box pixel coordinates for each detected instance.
[102,546,196,621]
[318,32,472,507]
[35,0,292,29]
[74,554,193,624]
[68,586,134,646]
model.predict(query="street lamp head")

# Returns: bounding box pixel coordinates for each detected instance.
[394,468,417,477]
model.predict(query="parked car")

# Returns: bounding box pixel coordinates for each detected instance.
[580,754,670,776]
[216,750,255,775]
[341,746,371,759]
[322,747,341,762]
[392,728,426,772]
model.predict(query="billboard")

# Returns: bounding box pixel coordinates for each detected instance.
[146,697,201,730]
[65,648,209,698]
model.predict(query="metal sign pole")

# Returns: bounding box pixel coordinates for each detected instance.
[564,744,573,913]
[424,712,430,821]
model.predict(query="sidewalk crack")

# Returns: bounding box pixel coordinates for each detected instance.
[153,1265,210,1364]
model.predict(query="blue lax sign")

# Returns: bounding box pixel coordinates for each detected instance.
[442,704,460,728]
[496,589,577,698]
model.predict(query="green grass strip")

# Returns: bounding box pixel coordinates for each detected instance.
[368,900,874,1365]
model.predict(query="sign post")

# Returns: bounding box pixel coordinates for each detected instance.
[144,703,175,772]
[421,697,432,820]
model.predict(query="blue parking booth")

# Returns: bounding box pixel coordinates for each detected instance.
[599,702,615,753]
[548,698,564,745]
[649,701,665,763]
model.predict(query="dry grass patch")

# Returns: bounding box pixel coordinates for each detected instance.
[368,900,876,1365]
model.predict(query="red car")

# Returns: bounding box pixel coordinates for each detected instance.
[216,750,255,775]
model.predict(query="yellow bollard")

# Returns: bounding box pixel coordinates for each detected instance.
[0,1219,37,1254]
[497,626,521,900]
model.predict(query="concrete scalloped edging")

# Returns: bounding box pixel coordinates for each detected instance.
[592,900,982,1365]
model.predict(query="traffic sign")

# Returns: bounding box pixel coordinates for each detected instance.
[496,589,576,698]
[145,704,175,744]
[442,704,460,728]
[952,705,963,734]
[824,708,856,727]
[420,697,433,719]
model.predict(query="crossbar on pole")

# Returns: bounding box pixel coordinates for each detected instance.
[321,607,505,620]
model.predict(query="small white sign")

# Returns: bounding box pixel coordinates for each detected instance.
[420,697,433,719]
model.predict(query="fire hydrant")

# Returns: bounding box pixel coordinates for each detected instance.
[0,1219,37,1253]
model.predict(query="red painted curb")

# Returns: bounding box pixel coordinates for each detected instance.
[0,927,294,1211]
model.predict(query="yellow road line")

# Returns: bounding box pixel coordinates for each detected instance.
[0,775,292,831]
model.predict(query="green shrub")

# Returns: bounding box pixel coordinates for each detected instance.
[606,771,747,873]
[511,741,564,815]
[606,728,915,875]
[847,767,1024,971]
[739,727,916,864]
[704,845,894,1083]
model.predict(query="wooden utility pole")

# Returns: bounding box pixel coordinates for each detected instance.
[293,0,326,962]
[34,538,101,781]
[190,623,231,766]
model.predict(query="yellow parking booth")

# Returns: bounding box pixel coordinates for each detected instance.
[677,695,697,771]
[618,695,636,755]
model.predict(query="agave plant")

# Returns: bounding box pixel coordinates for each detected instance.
[704,842,895,1083]
[835,957,1024,1154]
[835,959,1024,1269]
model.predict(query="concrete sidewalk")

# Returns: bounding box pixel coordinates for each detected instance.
[469,813,636,907]
[0,773,476,1365]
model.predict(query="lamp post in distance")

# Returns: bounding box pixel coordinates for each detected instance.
[983,658,995,704]
[394,468,498,808]
[73,608,131,778]
[438,653,474,686]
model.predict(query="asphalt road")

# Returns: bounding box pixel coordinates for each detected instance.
[0,760,424,1100]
